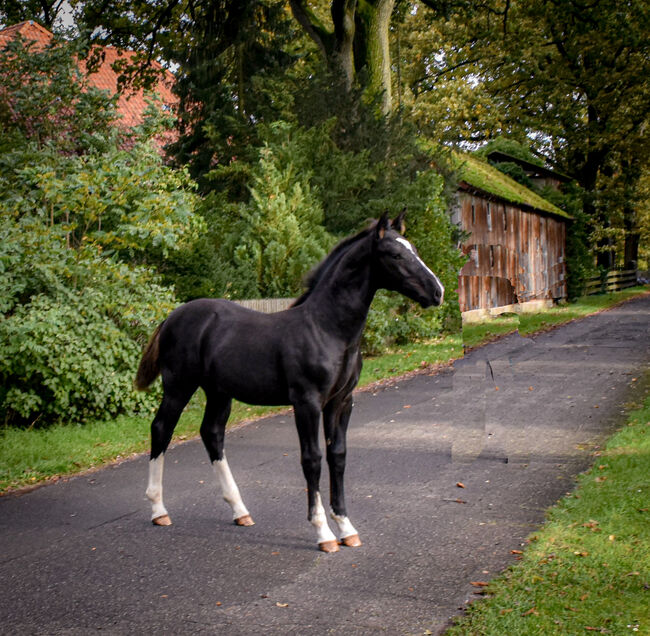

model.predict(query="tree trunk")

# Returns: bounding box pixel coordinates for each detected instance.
[291,0,395,115]
[331,0,357,91]
[356,0,395,115]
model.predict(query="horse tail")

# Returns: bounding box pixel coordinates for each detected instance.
[135,322,164,391]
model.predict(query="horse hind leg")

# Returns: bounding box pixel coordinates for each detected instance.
[200,393,254,527]
[147,387,194,526]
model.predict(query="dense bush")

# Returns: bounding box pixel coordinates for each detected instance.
[361,169,466,354]
[0,39,201,427]
[0,215,174,426]
[0,35,464,428]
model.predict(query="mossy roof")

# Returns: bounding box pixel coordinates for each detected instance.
[454,153,572,220]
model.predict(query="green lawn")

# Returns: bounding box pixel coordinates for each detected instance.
[1,287,647,494]
[445,373,650,635]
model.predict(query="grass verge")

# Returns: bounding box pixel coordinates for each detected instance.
[444,374,650,635]
[1,287,647,494]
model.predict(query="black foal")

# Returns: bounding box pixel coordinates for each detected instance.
[136,212,444,551]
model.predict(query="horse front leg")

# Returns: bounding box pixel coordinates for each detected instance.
[324,395,362,547]
[293,397,339,553]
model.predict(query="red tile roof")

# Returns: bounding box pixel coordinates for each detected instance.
[0,21,178,135]
[0,20,53,49]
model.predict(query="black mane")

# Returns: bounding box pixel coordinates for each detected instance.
[291,223,375,307]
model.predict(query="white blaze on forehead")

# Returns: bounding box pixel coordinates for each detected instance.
[395,237,445,293]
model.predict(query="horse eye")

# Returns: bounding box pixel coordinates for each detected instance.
[393,253,403,260]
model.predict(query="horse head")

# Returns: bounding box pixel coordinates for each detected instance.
[372,211,445,308]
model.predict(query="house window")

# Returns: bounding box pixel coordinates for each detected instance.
[471,204,476,225]
[489,245,495,268]
[503,206,508,231]
[486,203,492,231]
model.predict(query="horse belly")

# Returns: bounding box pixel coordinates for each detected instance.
[208,346,290,406]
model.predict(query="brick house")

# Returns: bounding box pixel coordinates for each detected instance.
[0,21,177,138]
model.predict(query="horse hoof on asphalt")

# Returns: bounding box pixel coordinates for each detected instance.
[340,534,362,547]
[152,514,172,526]
[234,514,255,526]
[319,540,340,553]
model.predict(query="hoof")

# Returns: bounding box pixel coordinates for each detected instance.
[340,534,362,547]
[152,514,172,526]
[318,540,340,553]
[234,514,255,527]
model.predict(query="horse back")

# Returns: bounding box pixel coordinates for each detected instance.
[157,298,361,407]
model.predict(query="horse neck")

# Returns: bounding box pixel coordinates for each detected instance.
[303,239,377,341]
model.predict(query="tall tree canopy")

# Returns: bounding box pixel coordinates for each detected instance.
[402,0,650,266]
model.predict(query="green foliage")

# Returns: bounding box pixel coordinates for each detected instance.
[0,35,117,153]
[0,138,201,262]
[489,161,534,189]
[362,170,466,353]
[0,215,174,426]
[0,39,202,426]
[206,139,334,298]
[476,136,545,167]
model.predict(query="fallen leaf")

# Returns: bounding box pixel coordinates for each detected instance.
[511,549,523,554]
[215,601,222,606]
[528,386,534,391]
[276,602,289,608]
[574,551,589,557]
[521,607,538,616]
[500,608,513,615]
[580,594,589,601]
[403,404,411,409]
[470,581,489,587]
[456,482,466,488]
[271,551,280,556]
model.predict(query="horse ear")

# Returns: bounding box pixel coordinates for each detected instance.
[392,208,407,235]
[376,211,391,240]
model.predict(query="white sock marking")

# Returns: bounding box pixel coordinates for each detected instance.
[311,492,337,545]
[213,455,250,520]
[330,510,358,539]
[395,236,445,299]
[146,455,169,521]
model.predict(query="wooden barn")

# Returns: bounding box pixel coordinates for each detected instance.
[451,155,572,316]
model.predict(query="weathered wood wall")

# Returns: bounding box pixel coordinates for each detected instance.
[456,193,567,312]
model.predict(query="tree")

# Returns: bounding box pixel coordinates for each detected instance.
[406,0,650,269]
[0,0,68,30]
[289,0,397,114]
[74,0,299,187]
[0,35,200,426]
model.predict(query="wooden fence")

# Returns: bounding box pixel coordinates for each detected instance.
[585,270,638,295]
[234,271,642,315]
[235,298,295,313]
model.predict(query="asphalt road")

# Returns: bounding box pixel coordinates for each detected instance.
[1,294,649,635]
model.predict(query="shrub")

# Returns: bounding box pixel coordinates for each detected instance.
[0,215,173,426]
[361,170,466,354]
